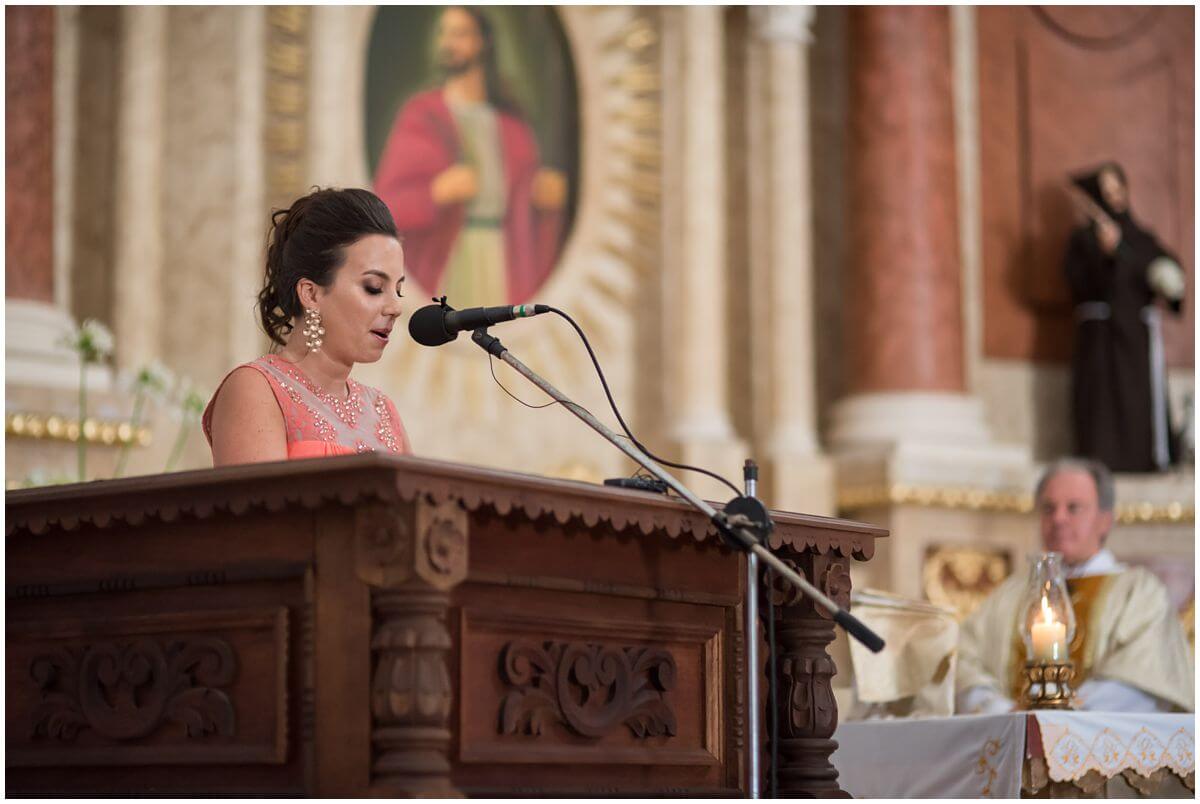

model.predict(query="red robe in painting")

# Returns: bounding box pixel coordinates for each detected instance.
[373,89,563,305]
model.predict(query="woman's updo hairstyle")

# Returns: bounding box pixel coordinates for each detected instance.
[258,187,398,346]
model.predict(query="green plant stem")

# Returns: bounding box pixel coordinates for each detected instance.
[77,359,87,482]
[165,414,193,473]
[113,390,146,478]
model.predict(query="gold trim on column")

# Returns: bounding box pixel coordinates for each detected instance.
[6,412,152,447]
[1115,500,1194,525]
[600,9,662,276]
[838,484,1194,524]
[838,484,1032,513]
[265,7,310,209]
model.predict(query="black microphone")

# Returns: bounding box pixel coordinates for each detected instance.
[408,299,550,346]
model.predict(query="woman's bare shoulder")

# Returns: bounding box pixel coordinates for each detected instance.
[210,365,287,465]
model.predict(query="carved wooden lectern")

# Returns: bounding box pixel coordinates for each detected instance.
[6,455,884,796]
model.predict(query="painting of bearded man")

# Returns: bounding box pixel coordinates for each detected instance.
[370,6,576,308]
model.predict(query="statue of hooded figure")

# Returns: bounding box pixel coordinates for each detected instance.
[1063,162,1186,473]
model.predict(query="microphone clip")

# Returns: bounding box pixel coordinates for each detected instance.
[471,327,507,358]
[720,495,773,552]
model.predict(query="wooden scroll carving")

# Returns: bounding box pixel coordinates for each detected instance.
[497,640,678,740]
[29,638,236,743]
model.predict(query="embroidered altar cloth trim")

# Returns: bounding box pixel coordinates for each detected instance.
[832,712,1194,798]
[1032,711,1194,783]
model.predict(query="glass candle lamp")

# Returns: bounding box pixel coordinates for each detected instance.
[1018,552,1077,709]
[1020,553,1076,662]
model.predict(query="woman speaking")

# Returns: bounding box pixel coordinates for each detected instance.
[203,188,410,464]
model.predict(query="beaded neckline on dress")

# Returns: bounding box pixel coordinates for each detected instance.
[262,353,365,429]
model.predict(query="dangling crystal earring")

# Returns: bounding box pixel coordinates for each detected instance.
[303,308,325,352]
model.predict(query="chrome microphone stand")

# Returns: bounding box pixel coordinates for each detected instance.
[743,460,762,799]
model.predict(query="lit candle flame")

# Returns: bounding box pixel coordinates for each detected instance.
[1040,594,1055,625]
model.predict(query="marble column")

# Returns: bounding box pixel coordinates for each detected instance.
[745,6,834,515]
[112,6,167,373]
[661,5,746,499]
[830,6,990,450]
[160,7,267,390]
[227,6,266,362]
[829,6,1033,602]
[53,6,78,315]
[5,7,97,391]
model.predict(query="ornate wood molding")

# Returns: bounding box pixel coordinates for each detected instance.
[761,548,852,797]
[458,607,722,768]
[6,455,883,558]
[498,640,677,740]
[9,607,288,767]
[30,637,237,743]
[354,501,414,589]
[353,496,466,796]
[415,498,468,590]
[8,561,308,601]
[369,588,456,796]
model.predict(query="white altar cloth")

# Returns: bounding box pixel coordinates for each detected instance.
[831,711,1194,798]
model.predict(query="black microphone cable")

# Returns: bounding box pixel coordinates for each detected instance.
[487,353,555,409]
[543,306,742,498]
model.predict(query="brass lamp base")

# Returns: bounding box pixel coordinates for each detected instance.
[1019,660,1076,710]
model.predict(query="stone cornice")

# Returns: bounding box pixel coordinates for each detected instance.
[838,483,1194,525]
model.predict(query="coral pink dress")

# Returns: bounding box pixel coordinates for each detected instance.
[202,353,410,460]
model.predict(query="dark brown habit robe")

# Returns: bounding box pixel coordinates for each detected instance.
[1063,167,1184,473]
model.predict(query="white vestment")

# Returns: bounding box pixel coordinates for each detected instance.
[956,549,1193,714]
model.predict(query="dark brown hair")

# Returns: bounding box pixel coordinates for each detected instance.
[258,187,398,346]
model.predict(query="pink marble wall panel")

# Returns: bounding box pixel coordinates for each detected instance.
[5,7,55,303]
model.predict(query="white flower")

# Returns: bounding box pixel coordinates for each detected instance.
[134,360,175,396]
[182,386,208,416]
[81,319,114,356]
[60,318,115,363]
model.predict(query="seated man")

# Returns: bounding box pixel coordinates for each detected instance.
[956,459,1193,714]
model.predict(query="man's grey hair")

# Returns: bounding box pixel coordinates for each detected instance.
[1034,458,1115,512]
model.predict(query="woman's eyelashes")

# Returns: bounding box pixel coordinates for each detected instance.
[363,284,404,298]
